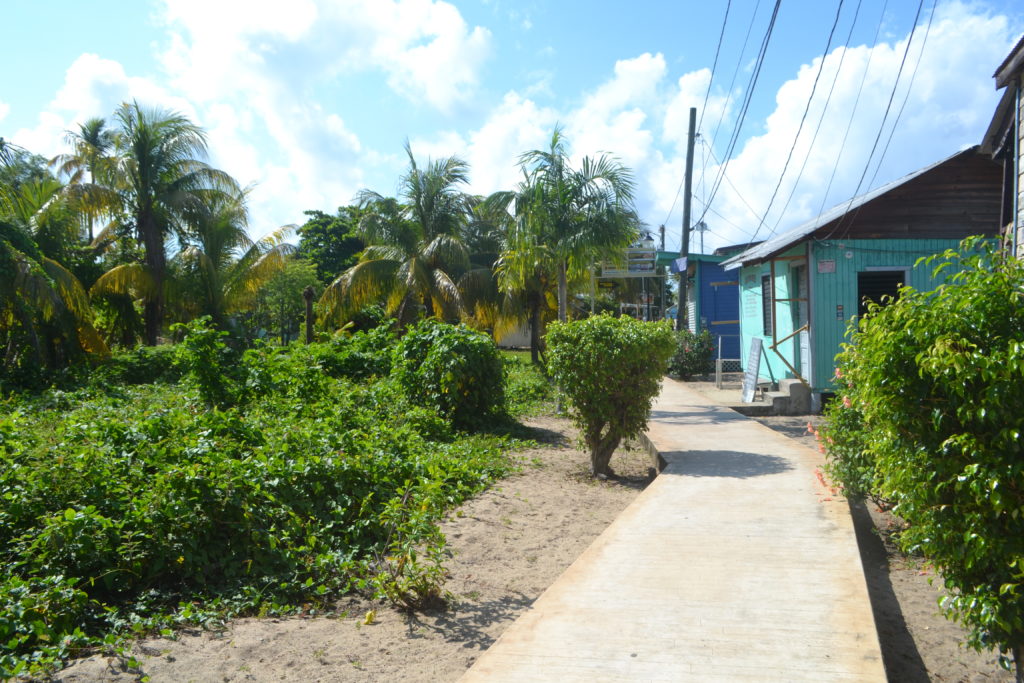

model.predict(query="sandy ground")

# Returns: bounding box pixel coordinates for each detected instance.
[55,391,1016,683]
[56,417,655,683]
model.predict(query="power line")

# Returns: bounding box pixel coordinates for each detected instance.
[700,136,762,221]
[697,0,733,136]
[824,0,927,242]
[744,0,847,247]
[864,0,937,193]
[708,0,764,154]
[697,0,783,227]
[767,0,865,238]
[662,2,733,230]
[816,0,889,219]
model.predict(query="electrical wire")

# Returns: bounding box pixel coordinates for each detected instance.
[744,0,847,247]
[821,0,927,242]
[816,0,889,219]
[697,0,733,136]
[766,0,865,238]
[697,0,783,227]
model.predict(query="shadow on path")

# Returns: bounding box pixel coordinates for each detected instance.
[649,409,748,426]
[848,499,929,682]
[661,450,794,478]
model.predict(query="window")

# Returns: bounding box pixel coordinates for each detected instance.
[761,274,773,336]
[857,270,906,316]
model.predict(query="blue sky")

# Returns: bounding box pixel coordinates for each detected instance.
[3,0,1023,252]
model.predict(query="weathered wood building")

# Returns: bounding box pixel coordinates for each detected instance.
[982,34,1024,255]
[721,146,1002,408]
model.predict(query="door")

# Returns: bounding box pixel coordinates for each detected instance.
[791,265,810,380]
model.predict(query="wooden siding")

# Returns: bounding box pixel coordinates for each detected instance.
[1017,73,1024,252]
[812,151,1001,242]
[808,238,965,393]
[738,245,804,384]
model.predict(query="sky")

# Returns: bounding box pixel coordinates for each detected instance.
[3,0,1023,253]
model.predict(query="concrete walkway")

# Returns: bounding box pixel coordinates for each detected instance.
[461,379,885,682]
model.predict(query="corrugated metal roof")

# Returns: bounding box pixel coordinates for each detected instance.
[720,147,975,271]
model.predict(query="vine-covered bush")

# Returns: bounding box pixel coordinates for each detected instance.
[392,320,505,429]
[0,337,516,678]
[820,239,1024,674]
[547,314,674,477]
[666,329,715,380]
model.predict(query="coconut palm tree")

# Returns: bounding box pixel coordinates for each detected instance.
[107,101,239,345]
[320,143,471,327]
[51,117,116,243]
[508,127,639,323]
[0,178,107,373]
[92,188,294,333]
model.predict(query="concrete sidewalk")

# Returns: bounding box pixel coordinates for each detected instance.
[461,378,885,682]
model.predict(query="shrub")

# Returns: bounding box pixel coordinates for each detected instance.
[546,314,674,477]
[94,345,181,386]
[667,329,715,380]
[822,239,1024,674]
[171,317,240,408]
[392,320,505,429]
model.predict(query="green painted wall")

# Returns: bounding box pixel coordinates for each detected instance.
[737,245,804,385]
[738,238,966,393]
[807,238,962,393]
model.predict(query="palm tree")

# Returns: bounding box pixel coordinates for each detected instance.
[0,178,107,372]
[507,127,639,323]
[51,117,115,243]
[92,188,294,333]
[107,101,239,345]
[320,143,471,327]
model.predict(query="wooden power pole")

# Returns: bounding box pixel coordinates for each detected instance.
[676,107,696,332]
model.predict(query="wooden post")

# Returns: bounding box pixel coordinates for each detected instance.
[676,107,696,332]
[303,286,314,345]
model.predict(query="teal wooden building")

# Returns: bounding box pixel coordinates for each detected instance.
[721,147,1002,408]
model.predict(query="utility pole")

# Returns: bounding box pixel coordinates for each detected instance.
[676,107,696,333]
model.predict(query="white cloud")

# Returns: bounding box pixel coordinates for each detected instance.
[683,1,1019,250]
[11,53,192,158]
[159,0,492,113]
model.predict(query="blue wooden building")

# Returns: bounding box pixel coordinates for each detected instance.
[721,147,1002,408]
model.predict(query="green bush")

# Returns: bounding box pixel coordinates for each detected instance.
[171,317,240,408]
[0,338,518,676]
[392,320,505,429]
[822,239,1024,673]
[547,314,674,476]
[94,345,182,386]
[667,329,715,380]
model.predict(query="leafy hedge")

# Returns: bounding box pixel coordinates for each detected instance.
[0,320,523,679]
[819,240,1024,673]
[667,329,715,380]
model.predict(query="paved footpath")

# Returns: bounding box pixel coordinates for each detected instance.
[461,378,885,682]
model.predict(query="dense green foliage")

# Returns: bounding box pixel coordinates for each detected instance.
[296,207,365,285]
[393,319,505,429]
[0,320,531,679]
[547,314,674,476]
[820,240,1024,672]
[667,329,715,380]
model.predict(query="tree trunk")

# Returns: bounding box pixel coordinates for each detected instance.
[557,260,568,323]
[303,286,315,344]
[529,299,541,365]
[1013,644,1022,683]
[586,423,621,478]
[140,213,165,347]
[423,292,435,319]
